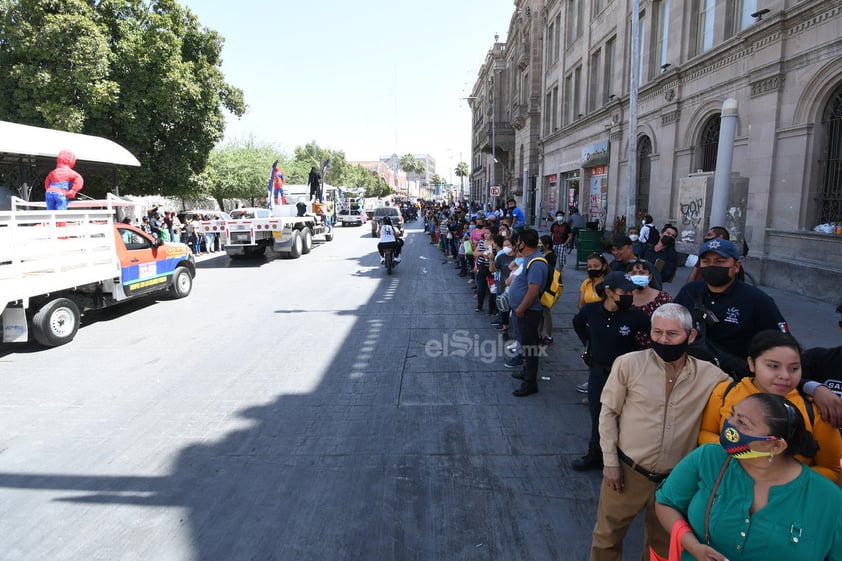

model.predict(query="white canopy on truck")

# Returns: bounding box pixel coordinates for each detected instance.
[0,120,140,167]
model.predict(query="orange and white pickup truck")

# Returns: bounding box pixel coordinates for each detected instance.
[0,196,196,346]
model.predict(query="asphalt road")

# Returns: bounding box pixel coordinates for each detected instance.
[0,222,653,561]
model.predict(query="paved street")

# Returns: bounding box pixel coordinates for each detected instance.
[0,221,838,561]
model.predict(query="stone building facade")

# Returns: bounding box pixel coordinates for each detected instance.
[470,0,842,299]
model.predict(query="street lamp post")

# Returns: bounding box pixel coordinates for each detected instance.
[490,74,495,211]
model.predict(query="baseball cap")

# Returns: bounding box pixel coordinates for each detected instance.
[603,271,637,292]
[611,234,633,248]
[700,238,740,259]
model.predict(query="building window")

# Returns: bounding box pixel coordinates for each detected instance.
[573,65,582,120]
[564,74,573,126]
[544,91,552,135]
[638,13,647,85]
[553,14,561,62]
[552,86,559,131]
[818,87,842,224]
[547,21,555,64]
[695,0,715,54]
[652,0,670,78]
[700,115,721,172]
[637,136,652,215]
[566,0,583,46]
[588,49,601,112]
[603,36,616,104]
[727,0,757,37]
[593,0,609,17]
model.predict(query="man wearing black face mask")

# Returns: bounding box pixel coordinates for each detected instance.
[572,272,650,471]
[641,224,679,282]
[590,303,730,561]
[675,238,787,379]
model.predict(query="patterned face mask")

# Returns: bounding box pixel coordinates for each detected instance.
[720,420,777,459]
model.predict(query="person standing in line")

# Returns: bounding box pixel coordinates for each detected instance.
[539,234,558,345]
[44,150,84,210]
[572,272,650,470]
[550,211,571,270]
[506,198,526,233]
[589,304,730,561]
[641,224,679,283]
[639,215,659,247]
[507,229,548,397]
[656,393,842,561]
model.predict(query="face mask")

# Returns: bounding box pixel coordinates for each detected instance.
[720,420,777,459]
[661,235,675,247]
[700,265,733,287]
[630,275,650,288]
[616,294,634,309]
[469,225,476,231]
[500,246,513,255]
[651,339,689,363]
[515,257,525,266]
[629,234,639,242]
[556,216,564,223]
[587,269,603,279]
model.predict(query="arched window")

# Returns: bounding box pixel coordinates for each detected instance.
[636,135,652,215]
[819,86,842,224]
[700,115,720,172]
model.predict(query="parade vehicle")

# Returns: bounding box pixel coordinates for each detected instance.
[223,185,333,259]
[0,195,196,347]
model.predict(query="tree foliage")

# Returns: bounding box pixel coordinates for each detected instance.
[0,0,246,196]
[197,139,283,210]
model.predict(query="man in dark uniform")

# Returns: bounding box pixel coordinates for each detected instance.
[571,271,651,470]
[674,238,787,378]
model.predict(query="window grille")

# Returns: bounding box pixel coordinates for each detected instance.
[818,89,842,224]
[700,115,720,172]
[637,136,652,214]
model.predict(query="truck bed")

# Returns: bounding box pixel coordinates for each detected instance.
[0,208,119,307]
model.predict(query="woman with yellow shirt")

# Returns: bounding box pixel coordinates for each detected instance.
[578,252,609,308]
[698,330,842,483]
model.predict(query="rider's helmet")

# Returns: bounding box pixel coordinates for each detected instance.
[382,216,392,226]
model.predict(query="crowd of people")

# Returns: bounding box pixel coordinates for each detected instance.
[421,202,842,560]
[123,207,225,255]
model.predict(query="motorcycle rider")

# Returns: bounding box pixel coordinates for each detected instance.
[377,216,403,264]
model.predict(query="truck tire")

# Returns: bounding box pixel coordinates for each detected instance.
[32,298,80,347]
[288,231,302,259]
[169,267,193,298]
[301,228,313,254]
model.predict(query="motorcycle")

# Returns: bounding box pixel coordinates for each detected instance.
[383,246,397,275]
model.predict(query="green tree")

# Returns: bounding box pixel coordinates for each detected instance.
[0,0,246,196]
[455,161,469,196]
[400,153,425,190]
[290,141,351,186]
[196,139,282,210]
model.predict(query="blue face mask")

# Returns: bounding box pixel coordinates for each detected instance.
[515,257,525,266]
[469,225,476,231]
[630,274,650,288]
[720,420,777,459]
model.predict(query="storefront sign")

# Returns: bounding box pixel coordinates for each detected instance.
[582,140,610,167]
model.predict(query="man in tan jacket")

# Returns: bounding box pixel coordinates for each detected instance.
[589,303,731,561]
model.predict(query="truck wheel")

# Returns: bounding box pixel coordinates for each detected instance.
[301,228,313,254]
[169,267,193,298]
[32,298,80,347]
[288,231,302,259]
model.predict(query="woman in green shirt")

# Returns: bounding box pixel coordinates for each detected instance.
[655,393,842,561]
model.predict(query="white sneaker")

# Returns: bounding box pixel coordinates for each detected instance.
[380,257,385,264]
[394,256,401,263]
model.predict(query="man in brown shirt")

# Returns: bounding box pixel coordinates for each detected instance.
[589,303,730,561]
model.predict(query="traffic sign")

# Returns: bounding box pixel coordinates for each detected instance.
[490,185,501,196]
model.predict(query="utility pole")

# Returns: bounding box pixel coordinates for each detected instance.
[490,73,496,210]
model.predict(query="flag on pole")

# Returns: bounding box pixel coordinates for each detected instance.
[267,160,279,208]
[319,159,330,202]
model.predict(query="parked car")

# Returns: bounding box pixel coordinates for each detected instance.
[371,206,403,237]
[338,208,363,227]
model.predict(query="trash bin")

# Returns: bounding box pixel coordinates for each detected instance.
[575,230,605,269]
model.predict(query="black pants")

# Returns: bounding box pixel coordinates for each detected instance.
[518,309,544,388]
[587,364,612,453]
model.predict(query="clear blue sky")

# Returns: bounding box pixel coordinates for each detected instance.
[180,0,514,180]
